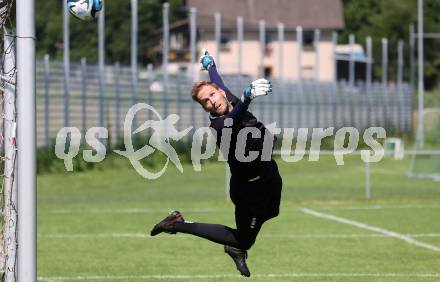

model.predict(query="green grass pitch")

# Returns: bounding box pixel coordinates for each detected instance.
[37,155,440,281]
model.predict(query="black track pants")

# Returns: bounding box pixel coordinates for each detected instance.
[174,206,267,250]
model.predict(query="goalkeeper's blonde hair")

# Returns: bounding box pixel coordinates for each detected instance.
[191,81,220,103]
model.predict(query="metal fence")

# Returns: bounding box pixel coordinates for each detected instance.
[36,58,413,148]
[40,2,416,148]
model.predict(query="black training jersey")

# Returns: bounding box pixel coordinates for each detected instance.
[205,66,282,214]
[207,66,277,182]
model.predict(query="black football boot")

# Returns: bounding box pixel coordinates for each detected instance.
[224,245,251,277]
[150,211,184,236]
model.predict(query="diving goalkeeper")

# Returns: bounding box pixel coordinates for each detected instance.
[149,49,283,277]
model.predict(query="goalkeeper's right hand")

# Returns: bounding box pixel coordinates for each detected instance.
[199,48,216,70]
[93,0,103,12]
[241,78,272,103]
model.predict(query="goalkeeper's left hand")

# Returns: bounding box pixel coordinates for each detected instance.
[241,78,272,103]
[199,48,216,70]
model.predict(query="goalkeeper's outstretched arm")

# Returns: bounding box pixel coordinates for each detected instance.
[223,78,273,123]
[208,65,231,94]
[199,49,231,94]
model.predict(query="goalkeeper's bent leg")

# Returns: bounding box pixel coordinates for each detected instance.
[174,222,242,248]
[174,215,263,251]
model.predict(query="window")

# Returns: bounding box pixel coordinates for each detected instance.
[303,30,314,47]
[265,32,273,44]
[220,33,231,51]
[263,66,273,78]
[265,32,274,56]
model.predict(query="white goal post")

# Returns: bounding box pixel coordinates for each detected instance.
[16,0,37,280]
[1,0,37,281]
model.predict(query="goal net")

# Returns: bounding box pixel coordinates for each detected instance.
[408,108,440,181]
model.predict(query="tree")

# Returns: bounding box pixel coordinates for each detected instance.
[340,0,440,89]
[36,0,184,65]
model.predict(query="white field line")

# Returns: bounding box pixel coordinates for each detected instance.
[274,149,440,156]
[38,233,440,239]
[37,272,440,281]
[263,233,440,239]
[42,204,440,215]
[301,208,440,253]
[44,208,229,214]
[316,204,440,211]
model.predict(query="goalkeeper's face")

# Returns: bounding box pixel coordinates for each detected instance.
[196,85,231,115]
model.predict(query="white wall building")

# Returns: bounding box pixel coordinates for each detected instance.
[165,0,345,81]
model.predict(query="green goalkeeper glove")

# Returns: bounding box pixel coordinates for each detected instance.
[241,78,272,103]
[199,48,216,70]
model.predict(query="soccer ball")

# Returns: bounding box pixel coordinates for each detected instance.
[67,0,102,21]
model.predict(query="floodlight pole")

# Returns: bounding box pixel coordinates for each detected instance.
[44,54,50,148]
[365,157,371,200]
[63,0,70,128]
[332,32,338,82]
[259,20,265,119]
[365,36,372,90]
[314,29,320,81]
[237,16,243,76]
[214,13,221,67]
[296,26,303,82]
[162,3,169,120]
[131,0,138,131]
[397,40,404,92]
[98,3,105,130]
[189,7,196,83]
[349,34,355,88]
[278,23,284,129]
[259,20,265,78]
[417,0,424,145]
[381,38,388,87]
[189,7,196,129]
[409,24,415,88]
[16,0,37,280]
[278,23,284,81]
